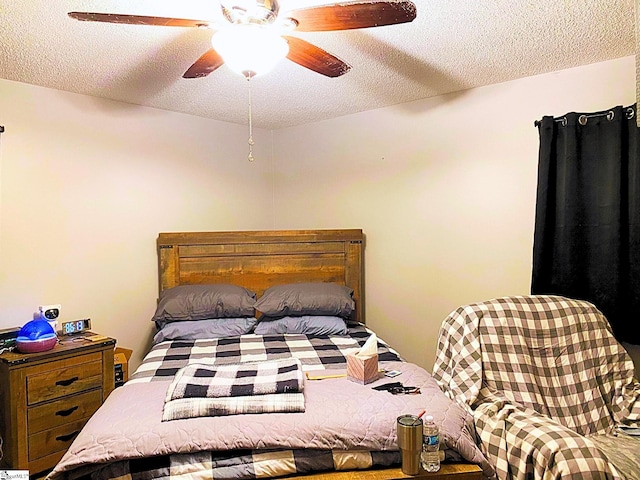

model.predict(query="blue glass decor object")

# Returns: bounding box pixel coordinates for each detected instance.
[16,319,58,353]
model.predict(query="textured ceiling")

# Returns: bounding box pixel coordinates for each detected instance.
[0,0,634,129]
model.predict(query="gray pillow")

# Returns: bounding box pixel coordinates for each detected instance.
[254,316,348,336]
[153,318,258,344]
[152,284,256,325]
[254,282,355,318]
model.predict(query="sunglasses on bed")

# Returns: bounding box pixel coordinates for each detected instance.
[373,382,421,395]
[389,386,421,395]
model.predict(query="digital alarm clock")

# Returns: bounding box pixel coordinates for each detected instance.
[60,318,91,335]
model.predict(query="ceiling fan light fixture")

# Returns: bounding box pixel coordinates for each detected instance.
[211,24,289,77]
[220,0,280,25]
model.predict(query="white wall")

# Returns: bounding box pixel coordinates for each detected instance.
[2,56,638,375]
[0,79,274,369]
[272,55,637,372]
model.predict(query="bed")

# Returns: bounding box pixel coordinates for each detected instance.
[46,229,491,480]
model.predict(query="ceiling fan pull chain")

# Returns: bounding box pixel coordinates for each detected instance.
[247,73,254,162]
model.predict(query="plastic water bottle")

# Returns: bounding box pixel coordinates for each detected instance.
[421,415,440,472]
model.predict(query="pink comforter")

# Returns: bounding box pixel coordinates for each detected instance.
[47,361,492,479]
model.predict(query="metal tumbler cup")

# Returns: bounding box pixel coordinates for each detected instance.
[397,414,423,475]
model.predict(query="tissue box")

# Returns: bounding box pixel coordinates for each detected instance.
[346,353,379,384]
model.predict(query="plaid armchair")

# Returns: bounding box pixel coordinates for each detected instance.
[432,295,640,480]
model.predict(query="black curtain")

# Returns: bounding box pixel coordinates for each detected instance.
[532,104,639,344]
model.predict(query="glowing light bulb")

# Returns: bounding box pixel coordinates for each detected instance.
[212,25,289,77]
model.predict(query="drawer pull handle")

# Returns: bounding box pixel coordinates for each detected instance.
[56,376,79,387]
[56,405,79,417]
[56,431,80,443]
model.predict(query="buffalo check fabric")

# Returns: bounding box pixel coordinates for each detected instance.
[433,295,640,480]
[163,391,306,419]
[162,358,306,419]
[167,358,304,399]
[116,325,406,477]
[65,449,401,480]
[130,324,403,384]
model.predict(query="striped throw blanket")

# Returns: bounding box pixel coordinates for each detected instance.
[163,358,305,419]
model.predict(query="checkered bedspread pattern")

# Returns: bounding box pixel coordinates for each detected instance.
[167,357,305,398]
[433,295,640,480]
[130,324,403,384]
[68,448,401,480]
[162,358,306,419]
[99,325,406,479]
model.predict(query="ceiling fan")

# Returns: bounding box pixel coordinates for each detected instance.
[68,0,417,79]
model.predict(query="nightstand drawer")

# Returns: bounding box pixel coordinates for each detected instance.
[28,418,88,461]
[28,389,103,434]
[27,353,103,404]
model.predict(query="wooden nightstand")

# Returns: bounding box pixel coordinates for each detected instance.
[0,332,115,475]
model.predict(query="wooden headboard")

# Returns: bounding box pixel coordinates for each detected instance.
[157,229,365,324]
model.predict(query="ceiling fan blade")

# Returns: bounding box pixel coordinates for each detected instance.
[183,49,225,78]
[284,36,351,78]
[68,12,212,28]
[287,0,416,32]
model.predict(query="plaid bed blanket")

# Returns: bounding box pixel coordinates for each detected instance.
[162,358,306,419]
[433,295,640,480]
[62,448,402,480]
[48,324,493,480]
[167,358,304,398]
[129,324,403,384]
